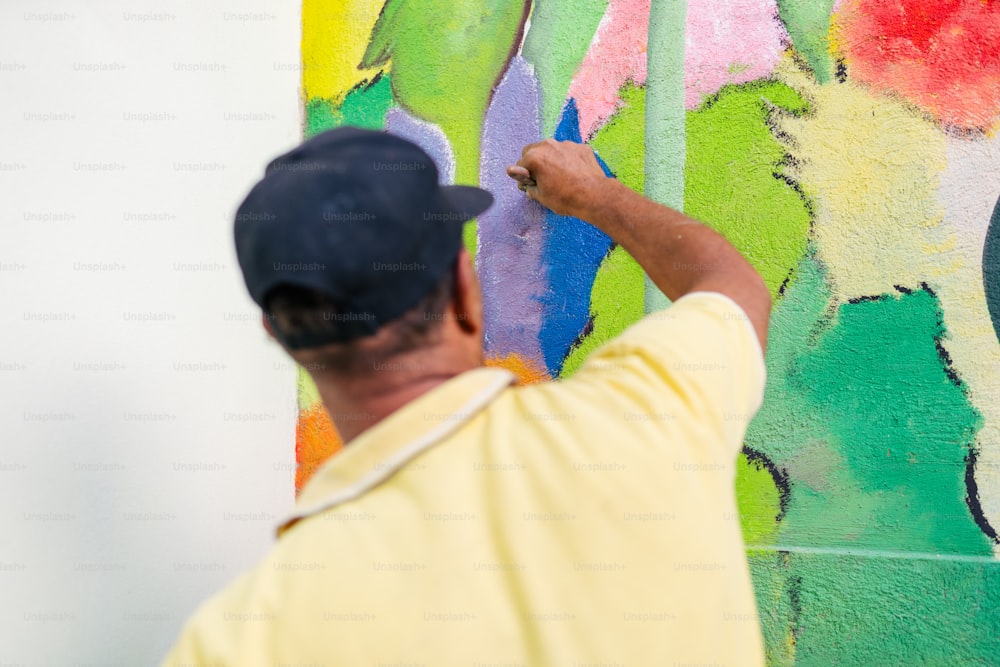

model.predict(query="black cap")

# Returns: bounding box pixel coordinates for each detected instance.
[234,127,493,349]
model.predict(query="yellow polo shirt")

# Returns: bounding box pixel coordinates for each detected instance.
[164,291,767,666]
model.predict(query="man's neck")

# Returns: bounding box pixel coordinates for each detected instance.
[315,350,481,444]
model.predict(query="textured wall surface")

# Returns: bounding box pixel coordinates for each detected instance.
[299,0,1000,663]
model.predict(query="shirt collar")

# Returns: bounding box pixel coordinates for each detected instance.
[277,366,516,537]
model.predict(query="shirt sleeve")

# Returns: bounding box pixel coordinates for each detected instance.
[570,291,767,459]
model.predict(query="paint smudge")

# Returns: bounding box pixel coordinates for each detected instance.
[834,0,1000,130]
[477,56,548,369]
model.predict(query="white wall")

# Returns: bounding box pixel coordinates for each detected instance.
[0,1,302,662]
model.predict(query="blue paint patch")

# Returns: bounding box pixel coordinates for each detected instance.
[984,194,1000,346]
[538,99,615,376]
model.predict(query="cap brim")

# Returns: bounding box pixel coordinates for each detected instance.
[440,185,494,221]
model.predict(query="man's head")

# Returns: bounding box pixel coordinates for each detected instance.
[234,127,493,380]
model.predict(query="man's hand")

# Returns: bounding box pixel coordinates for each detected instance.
[505,139,772,352]
[506,139,610,218]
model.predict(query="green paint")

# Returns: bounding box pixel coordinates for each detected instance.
[736,453,783,544]
[304,75,395,138]
[361,0,528,189]
[747,551,797,666]
[522,0,608,136]
[591,83,646,192]
[743,255,997,659]
[792,289,987,553]
[297,365,322,410]
[746,254,990,554]
[560,244,645,377]
[644,0,687,313]
[749,552,1000,664]
[776,0,835,84]
[686,80,811,299]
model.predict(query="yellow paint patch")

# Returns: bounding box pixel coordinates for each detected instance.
[302,0,384,102]
[775,57,952,300]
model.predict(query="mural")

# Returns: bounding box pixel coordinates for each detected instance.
[298,0,1000,662]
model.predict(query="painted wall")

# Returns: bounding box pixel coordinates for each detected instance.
[300,0,1000,663]
[1,1,301,663]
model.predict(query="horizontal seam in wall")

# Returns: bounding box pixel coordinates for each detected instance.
[745,544,1000,564]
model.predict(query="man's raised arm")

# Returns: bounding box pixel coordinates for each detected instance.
[508,139,771,352]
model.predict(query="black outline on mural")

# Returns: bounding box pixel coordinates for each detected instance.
[920,282,1000,544]
[965,445,999,544]
[834,59,848,84]
[742,445,791,522]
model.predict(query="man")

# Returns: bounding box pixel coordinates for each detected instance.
[165,127,771,665]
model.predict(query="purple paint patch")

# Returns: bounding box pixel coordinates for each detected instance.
[385,108,456,184]
[477,56,547,365]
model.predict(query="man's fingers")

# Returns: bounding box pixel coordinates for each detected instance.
[507,165,530,180]
[506,165,536,188]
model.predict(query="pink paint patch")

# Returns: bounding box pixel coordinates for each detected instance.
[568,0,788,136]
[567,0,650,139]
[684,0,788,109]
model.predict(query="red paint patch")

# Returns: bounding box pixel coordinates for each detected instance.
[837,0,1000,129]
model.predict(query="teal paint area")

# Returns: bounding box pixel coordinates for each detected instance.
[521,0,608,135]
[748,256,990,555]
[305,74,395,138]
[749,550,1000,664]
[745,254,999,662]
[737,250,1000,666]
[776,0,835,84]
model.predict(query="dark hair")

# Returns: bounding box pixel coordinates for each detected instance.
[265,270,455,375]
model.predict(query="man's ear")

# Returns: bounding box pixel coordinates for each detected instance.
[262,311,276,338]
[452,248,481,334]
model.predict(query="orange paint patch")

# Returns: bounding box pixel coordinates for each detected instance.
[485,354,550,385]
[294,357,547,493]
[295,403,343,493]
